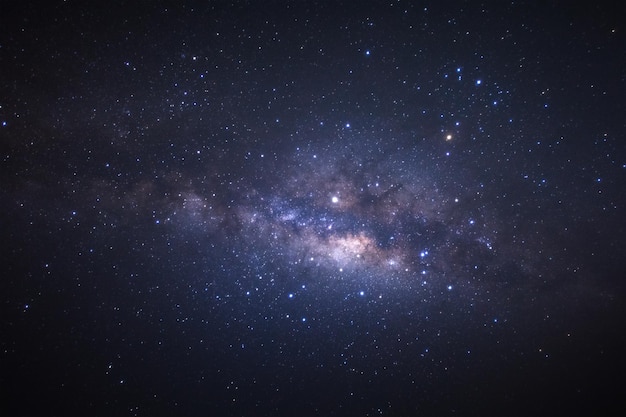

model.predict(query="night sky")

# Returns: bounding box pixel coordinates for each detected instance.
[2,1,625,416]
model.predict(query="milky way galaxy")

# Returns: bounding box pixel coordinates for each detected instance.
[2,2,625,416]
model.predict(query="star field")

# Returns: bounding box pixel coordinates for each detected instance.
[1,1,625,416]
